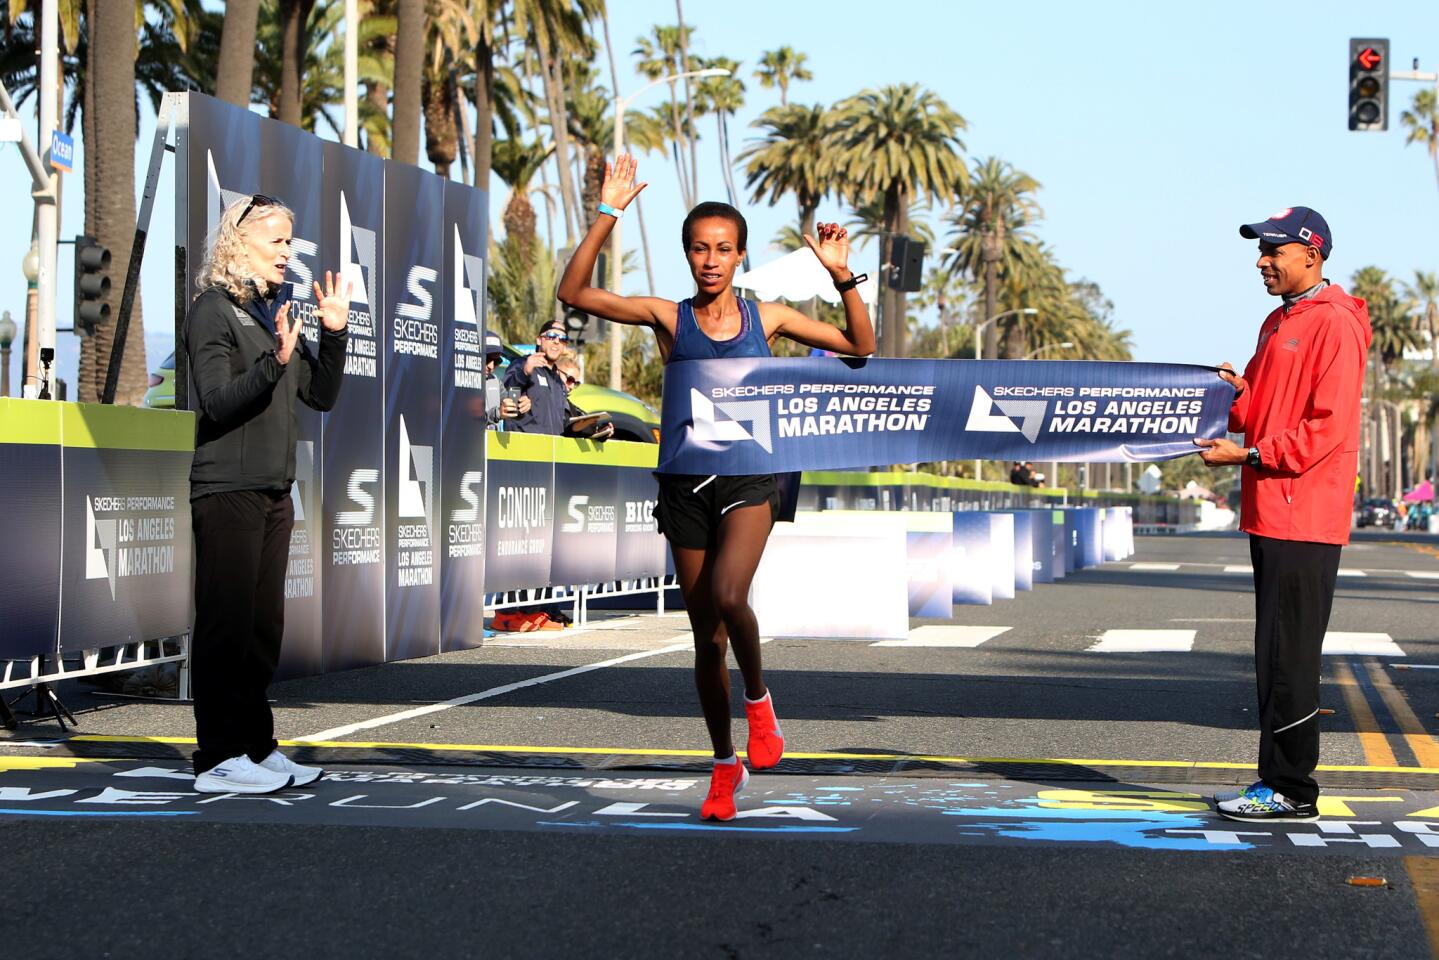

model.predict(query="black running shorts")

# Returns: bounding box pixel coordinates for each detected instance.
[653,473,780,549]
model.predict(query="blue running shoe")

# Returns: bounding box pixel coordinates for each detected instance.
[1215,781,1318,822]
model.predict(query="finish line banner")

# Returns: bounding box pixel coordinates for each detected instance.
[658,358,1234,476]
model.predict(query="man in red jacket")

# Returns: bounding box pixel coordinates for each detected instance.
[1197,206,1371,823]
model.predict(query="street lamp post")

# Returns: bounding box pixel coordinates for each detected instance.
[1022,341,1074,360]
[22,241,38,397]
[0,309,15,397]
[971,307,1037,480]
[609,67,730,390]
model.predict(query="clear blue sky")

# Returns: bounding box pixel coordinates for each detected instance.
[2,1,1437,395]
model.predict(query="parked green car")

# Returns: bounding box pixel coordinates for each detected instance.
[145,345,661,443]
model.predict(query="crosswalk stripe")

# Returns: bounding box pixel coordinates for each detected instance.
[1337,569,1368,577]
[1088,629,1196,653]
[1222,565,1253,574]
[1322,632,1405,657]
[1128,562,1179,571]
[873,626,1011,648]
[1407,571,1439,580]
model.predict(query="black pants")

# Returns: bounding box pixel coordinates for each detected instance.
[191,489,293,774]
[1250,534,1342,805]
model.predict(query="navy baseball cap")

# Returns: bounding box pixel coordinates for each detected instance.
[1239,206,1332,259]
[484,332,503,356]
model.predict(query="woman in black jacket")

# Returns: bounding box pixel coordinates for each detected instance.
[181,194,350,795]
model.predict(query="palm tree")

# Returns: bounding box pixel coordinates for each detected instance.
[81,0,145,403]
[1401,270,1439,483]
[633,23,697,207]
[421,0,479,178]
[492,137,554,262]
[254,0,344,135]
[277,0,316,126]
[357,0,396,156]
[738,102,828,241]
[214,0,259,106]
[513,0,597,245]
[826,84,967,357]
[694,56,745,234]
[753,46,811,107]
[389,0,424,163]
[1402,270,1439,369]
[1401,88,1439,191]
[944,156,1042,359]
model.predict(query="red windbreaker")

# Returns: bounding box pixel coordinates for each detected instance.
[1229,284,1371,545]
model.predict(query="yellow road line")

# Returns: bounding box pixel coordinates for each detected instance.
[1368,661,1439,769]
[1333,658,1399,767]
[0,757,108,773]
[1407,856,1439,960]
[64,733,1439,775]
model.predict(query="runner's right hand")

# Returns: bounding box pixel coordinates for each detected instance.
[600,153,648,212]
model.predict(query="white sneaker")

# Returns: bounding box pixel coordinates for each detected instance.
[258,749,324,787]
[194,755,293,795]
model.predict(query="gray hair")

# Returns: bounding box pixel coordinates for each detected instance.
[196,196,295,302]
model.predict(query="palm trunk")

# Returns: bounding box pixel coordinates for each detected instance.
[365,81,389,156]
[214,0,260,107]
[666,84,691,208]
[473,32,494,190]
[278,0,315,127]
[982,253,999,359]
[391,0,424,165]
[532,16,580,245]
[635,195,656,296]
[81,0,145,405]
[675,0,698,204]
[422,65,459,177]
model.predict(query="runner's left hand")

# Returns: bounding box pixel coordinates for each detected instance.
[804,222,851,279]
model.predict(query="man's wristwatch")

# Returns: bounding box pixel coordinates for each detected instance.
[834,272,867,292]
[1246,447,1262,469]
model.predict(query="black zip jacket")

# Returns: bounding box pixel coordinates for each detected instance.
[182,285,348,498]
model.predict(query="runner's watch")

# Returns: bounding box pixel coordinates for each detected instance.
[834,272,867,293]
[1246,447,1262,469]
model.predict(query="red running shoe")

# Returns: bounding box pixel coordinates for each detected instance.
[744,691,785,770]
[699,760,749,821]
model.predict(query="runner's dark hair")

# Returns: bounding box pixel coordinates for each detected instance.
[682,202,747,252]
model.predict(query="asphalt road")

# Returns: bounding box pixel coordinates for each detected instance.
[4,530,1439,959]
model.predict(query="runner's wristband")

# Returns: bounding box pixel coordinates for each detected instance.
[597,202,623,220]
[833,272,866,293]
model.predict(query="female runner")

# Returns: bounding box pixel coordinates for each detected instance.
[557,154,875,820]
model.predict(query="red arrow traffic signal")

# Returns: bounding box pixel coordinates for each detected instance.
[1358,46,1382,70]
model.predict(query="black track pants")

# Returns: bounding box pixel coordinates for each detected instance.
[190,489,293,774]
[1249,534,1342,805]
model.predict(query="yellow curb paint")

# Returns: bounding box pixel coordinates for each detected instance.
[61,734,1439,775]
[1316,795,1405,818]
[1367,660,1439,769]
[0,757,108,773]
[1333,658,1399,767]
[1406,856,1439,960]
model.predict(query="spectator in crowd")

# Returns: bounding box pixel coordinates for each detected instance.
[1024,462,1042,487]
[1009,461,1033,486]
[503,318,570,434]
[481,331,528,428]
[555,354,615,441]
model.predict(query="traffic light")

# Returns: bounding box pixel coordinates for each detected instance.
[73,234,110,336]
[559,249,608,344]
[1348,38,1389,132]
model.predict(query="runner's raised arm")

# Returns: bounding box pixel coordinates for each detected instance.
[556,154,676,332]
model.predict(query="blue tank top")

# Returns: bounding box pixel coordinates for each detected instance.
[667,297,770,363]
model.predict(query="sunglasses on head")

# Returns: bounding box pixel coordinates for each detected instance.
[539,331,570,343]
[237,193,282,225]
